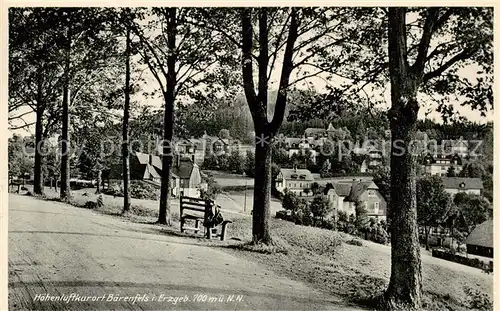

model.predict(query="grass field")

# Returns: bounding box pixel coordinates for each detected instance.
[204,170,255,187]
[19,185,492,311]
[222,217,493,311]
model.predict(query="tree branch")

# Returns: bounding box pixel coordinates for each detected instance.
[270,8,299,135]
[267,12,291,81]
[241,8,260,127]
[423,48,478,82]
[8,110,33,121]
[412,8,439,75]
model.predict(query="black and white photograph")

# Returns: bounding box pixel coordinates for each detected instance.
[3,5,495,311]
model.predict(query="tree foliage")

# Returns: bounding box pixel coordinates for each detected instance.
[310,195,332,221]
[453,192,491,233]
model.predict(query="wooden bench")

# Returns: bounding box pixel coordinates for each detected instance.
[179,196,232,241]
[9,180,22,193]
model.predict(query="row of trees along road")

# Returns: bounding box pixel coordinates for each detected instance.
[8,7,492,310]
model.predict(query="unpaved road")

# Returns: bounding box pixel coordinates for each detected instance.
[8,194,362,310]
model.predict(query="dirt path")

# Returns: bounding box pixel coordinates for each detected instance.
[8,194,363,310]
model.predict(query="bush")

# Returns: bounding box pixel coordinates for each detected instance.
[129,181,159,200]
[276,210,289,220]
[346,238,363,246]
[318,218,335,230]
[83,201,98,209]
[310,195,333,220]
[293,203,313,226]
[380,219,388,231]
[282,190,300,212]
[102,187,123,197]
[371,226,388,244]
[367,223,388,244]
[344,223,357,235]
[464,286,493,311]
[300,206,313,226]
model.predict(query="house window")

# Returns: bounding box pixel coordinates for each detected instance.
[374,202,379,214]
[300,183,302,188]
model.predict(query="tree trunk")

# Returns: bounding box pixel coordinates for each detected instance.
[158,156,173,225]
[252,132,273,244]
[385,8,422,309]
[425,226,430,251]
[157,7,177,225]
[241,8,298,245]
[96,169,101,194]
[60,21,72,201]
[385,96,422,308]
[33,99,44,196]
[122,24,132,213]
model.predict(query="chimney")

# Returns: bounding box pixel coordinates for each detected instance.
[293,164,297,172]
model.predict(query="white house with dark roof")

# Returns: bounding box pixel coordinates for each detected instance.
[275,167,315,197]
[284,137,318,164]
[421,153,464,176]
[174,137,206,165]
[132,152,204,197]
[441,177,483,196]
[304,123,336,139]
[324,180,387,221]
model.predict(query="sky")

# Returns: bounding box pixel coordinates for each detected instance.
[8,9,494,137]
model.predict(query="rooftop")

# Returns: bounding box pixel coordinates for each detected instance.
[441,177,484,190]
[280,168,314,181]
[464,219,493,248]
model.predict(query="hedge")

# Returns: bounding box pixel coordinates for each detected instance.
[432,249,493,272]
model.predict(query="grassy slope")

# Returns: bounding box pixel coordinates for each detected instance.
[223,217,492,311]
[26,186,492,311]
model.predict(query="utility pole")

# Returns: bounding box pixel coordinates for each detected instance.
[243,176,247,213]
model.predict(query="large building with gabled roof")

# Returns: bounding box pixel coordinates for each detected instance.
[324,180,387,221]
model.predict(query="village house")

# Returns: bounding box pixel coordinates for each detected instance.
[304,123,336,140]
[441,177,483,196]
[324,180,387,221]
[174,137,205,165]
[360,150,384,173]
[464,219,493,258]
[284,137,318,164]
[442,138,469,158]
[421,152,464,176]
[203,134,241,156]
[275,167,315,197]
[131,152,204,197]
